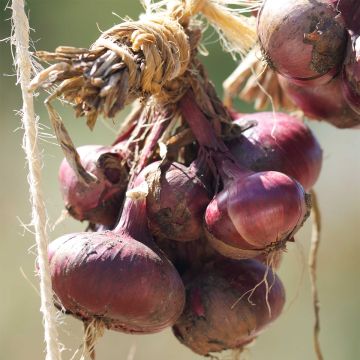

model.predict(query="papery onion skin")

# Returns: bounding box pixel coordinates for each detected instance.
[228,111,323,191]
[146,161,211,242]
[258,0,347,82]
[173,259,285,356]
[58,144,128,226]
[278,75,360,128]
[205,170,310,259]
[49,172,185,334]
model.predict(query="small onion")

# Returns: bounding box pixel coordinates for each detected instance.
[145,160,211,242]
[204,167,310,259]
[279,74,360,128]
[58,144,128,226]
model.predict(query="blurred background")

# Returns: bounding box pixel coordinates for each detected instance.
[1,1,360,359]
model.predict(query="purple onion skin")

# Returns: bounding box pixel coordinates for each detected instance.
[205,171,310,259]
[258,0,347,82]
[327,0,360,32]
[49,232,184,333]
[49,174,185,334]
[58,144,128,226]
[178,92,311,259]
[342,35,360,115]
[227,112,323,191]
[146,161,211,242]
[172,259,285,356]
[154,236,217,275]
[279,75,360,128]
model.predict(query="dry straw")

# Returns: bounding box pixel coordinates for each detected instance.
[11,0,62,359]
[29,0,259,185]
[223,45,295,111]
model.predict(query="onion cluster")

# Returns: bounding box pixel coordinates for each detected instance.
[28,0,360,356]
[46,85,322,356]
[42,2,331,354]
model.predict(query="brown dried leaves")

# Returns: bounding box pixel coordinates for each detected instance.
[30,45,135,129]
[223,46,295,111]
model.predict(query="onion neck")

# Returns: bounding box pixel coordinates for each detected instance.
[213,155,253,187]
[179,91,253,185]
[114,196,150,242]
[179,91,225,151]
[189,151,210,178]
[135,107,173,176]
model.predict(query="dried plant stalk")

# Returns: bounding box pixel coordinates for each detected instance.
[309,190,324,360]
[30,16,191,127]
[28,1,258,184]
[223,46,295,111]
[29,15,192,183]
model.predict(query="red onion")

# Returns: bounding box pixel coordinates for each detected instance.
[58,144,128,226]
[342,34,360,115]
[173,259,285,355]
[205,170,309,259]
[154,236,217,275]
[48,174,185,333]
[228,112,323,191]
[145,160,211,242]
[258,0,347,84]
[278,74,360,128]
[179,92,310,259]
[327,0,360,32]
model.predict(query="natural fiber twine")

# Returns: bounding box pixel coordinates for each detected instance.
[11,0,62,359]
[30,0,258,119]
[94,15,191,95]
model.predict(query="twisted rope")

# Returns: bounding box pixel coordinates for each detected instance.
[28,0,258,186]
[30,14,192,127]
[29,13,194,185]
[11,1,61,359]
[93,14,191,97]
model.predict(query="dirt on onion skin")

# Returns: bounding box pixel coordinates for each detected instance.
[304,12,347,76]
[258,0,347,80]
[146,161,211,242]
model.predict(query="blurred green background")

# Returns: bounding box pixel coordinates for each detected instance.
[1,1,360,359]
